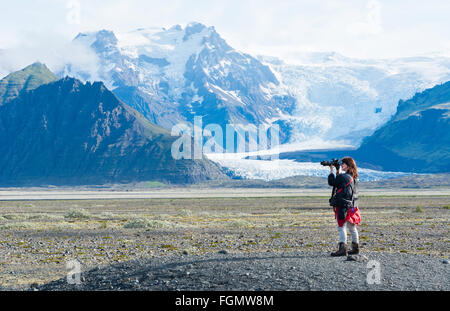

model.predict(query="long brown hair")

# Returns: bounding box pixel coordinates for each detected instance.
[341,157,359,180]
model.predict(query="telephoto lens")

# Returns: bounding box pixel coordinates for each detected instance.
[320,159,341,168]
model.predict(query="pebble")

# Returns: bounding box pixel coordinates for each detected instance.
[443,260,449,264]
[218,250,228,254]
[346,254,369,262]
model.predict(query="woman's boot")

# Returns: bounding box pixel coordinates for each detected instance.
[348,242,360,255]
[331,242,347,257]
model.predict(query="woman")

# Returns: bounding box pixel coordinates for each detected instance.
[328,157,361,257]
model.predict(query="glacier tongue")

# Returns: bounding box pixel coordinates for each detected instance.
[206,139,412,181]
[209,157,411,182]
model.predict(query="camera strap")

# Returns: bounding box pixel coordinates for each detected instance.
[336,177,354,194]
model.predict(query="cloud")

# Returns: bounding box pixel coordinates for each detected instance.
[0,30,100,81]
[0,0,449,76]
[347,0,383,36]
[66,0,82,25]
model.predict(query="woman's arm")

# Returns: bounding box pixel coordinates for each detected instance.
[328,173,336,186]
[328,166,336,186]
[328,166,344,187]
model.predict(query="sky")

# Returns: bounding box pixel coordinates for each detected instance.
[0,0,449,73]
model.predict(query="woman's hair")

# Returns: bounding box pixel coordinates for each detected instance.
[341,156,359,179]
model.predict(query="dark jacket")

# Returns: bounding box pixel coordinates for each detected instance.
[328,173,359,218]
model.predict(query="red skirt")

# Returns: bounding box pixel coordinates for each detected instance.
[334,206,361,227]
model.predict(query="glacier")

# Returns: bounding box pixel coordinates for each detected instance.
[258,52,450,144]
[208,158,412,182]
[205,139,412,182]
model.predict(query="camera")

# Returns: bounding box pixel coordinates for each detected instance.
[320,159,341,170]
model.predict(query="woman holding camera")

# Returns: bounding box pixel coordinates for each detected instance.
[328,157,361,256]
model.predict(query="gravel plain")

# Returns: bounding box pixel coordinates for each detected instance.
[0,189,448,291]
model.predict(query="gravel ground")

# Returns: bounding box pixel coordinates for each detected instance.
[35,251,449,291]
[0,194,448,290]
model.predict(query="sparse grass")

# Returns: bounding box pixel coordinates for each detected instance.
[0,222,35,230]
[99,212,120,220]
[143,181,166,188]
[64,209,91,219]
[160,244,178,251]
[276,208,291,215]
[270,232,282,239]
[26,214,64,221]
[2,214,27,221]
[227,219,254,228]
[123,218,177,229]
[177,209,193,217]
[415,206,424,213]
[54,223,83,230]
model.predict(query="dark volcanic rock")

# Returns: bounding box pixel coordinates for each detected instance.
[36,252,450,291]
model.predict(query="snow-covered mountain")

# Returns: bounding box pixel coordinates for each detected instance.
[63,22,293,141]
[62,22,450,147]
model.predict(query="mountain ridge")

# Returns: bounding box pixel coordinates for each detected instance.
[0,73,227,186]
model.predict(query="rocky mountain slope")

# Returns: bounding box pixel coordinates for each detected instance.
[356,81,450,172]
[0,74,226,186]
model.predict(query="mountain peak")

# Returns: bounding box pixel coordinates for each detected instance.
[94,29,118,44]
[73,30,118,49]
[185,21,208,33]
[14,62,55,76]
[27,62,49,70]
[169,24,182,31]
[184,22,215,41]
